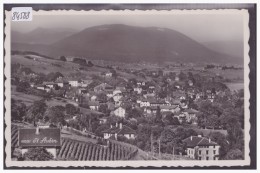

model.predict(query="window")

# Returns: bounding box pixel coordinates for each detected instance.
[198,157,201,160]
[213,150,216,155]
[206,157,209,160]
[206,150,209,155]
[199,150,201,155]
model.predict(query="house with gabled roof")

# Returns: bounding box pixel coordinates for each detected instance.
[139,98,151,107]
[111,106,126,118]
[144,106,158,114]
[43,82,58,89]
[183,108,199,124]
[160,105,179,113]
[94,83,114,93]
[88,101,100,111]
[183,135,220,160]
[102,123,136,140]
[134,87,142,94]
[36,84,51,92]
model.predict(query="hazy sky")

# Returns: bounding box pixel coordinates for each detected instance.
[12,12,245,43]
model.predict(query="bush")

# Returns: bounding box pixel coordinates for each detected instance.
[16,81,30,93]
[23,147,54,161]
[60,56,66,61]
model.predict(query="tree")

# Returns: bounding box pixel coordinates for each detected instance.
[158,89,167,99]
[46,72,63,82]
[97,93,107,102]
[174,127,198,140]
[209,132,230,159]
[179,71,187,81]
[127,108,142,119]
[94,124,110,137]
[206,115,220,129]
[110,69,117,79]
[226,116,243,150]
[155,106,162,124]
[106,115,122,125]
[163,113,174,126]
[135,124,152,151]
[60,56,66,61]
[65,104,78,116]
[26,100,47,124]
[23,147,54,161]
[16,81,30,93]
[87,61,94,67]
[44,106,65,125]
[172,117,181,125]
[224,149,243,160]
[98,104,109,114]
[11,99,27,121]
[20,67,33,75]
[73,58,86,65]
[160,127,184,154]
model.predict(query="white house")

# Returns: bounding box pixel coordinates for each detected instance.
[103,123,136,140]
[183,135,220,160]
[134,87,142,94]
[144,106,157,114]
[160,105,179,113]
[80,79,92,87]
[56,82,64,87]
[183,109,199,124]
[113,89,122,96]
[91,95,97,101]
[105,72,113,77]
[43,82,56,89]
[36,85,51,92]
[69,80,78,87]
[140,99,151,107]
[113,106,126,118]
[106,92,113,98]
[89,101,99,111]
[36,85,45,90]
[113,93,122,102]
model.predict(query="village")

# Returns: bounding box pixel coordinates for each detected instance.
[10,54,245,161]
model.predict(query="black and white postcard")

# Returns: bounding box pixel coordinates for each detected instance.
[3,5,256,168]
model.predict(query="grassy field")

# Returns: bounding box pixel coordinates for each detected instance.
[12,54,140,80]
[225,82,244,91]
[12,55,89,76]
[11,89,41,106]
[11,89,69,107]
[207,69,244,81]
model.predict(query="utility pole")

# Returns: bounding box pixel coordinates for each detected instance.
[150,131,153,158]
[158,139,161,159]
[172,147,174,160]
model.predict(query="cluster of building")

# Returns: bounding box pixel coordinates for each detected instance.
[28,69,223,160]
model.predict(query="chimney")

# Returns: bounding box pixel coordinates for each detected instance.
[119,123,122,129]
[35,125,40,135]
[116,122,118,127]
[110,124,113,128]
[190,136,193,141]
[198,135,202,137]
[209,138,211,143]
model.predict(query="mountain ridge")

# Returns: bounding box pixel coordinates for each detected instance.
[11,24,242,64]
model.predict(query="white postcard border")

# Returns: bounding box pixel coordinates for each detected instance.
[4,9,251,168]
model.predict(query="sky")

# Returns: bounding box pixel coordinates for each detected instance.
[11,11,245,43]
